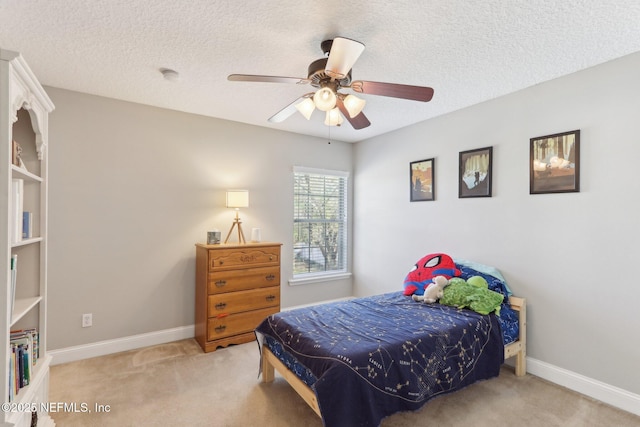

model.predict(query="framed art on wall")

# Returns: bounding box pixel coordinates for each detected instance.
[530,129,580,194]
[459,146,492,198]
[410,158,435,202]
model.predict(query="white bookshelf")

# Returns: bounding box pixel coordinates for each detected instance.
[1,49,55,427]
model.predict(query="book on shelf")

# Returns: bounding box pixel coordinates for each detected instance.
[22,211,33,239]
[10,254,17,321]
[11,178,24,244]
[8,328,39,400]
[9,349,15,402]
[11,328,39,363]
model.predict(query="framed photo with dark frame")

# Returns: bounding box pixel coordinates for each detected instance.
[530,129,580,194]
[410,158,435,202]
[459,146,493,198]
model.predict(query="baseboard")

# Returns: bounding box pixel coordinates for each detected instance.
[49,325,194,365]
[527,357,640,417]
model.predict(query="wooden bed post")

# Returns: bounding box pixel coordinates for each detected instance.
[261,345,275,382]
[506,296,527,377]
[514,298,527,376]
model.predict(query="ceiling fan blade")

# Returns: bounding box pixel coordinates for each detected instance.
[336,97,371,130]
[325,37,365,80]
[350,80,434,102]
[268,95,313,123]
[228,74,310,85]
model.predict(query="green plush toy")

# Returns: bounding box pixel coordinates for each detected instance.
[466,275,488,289]
[439,276,503,315]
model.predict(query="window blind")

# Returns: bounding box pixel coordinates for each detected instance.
[293,167,348,277]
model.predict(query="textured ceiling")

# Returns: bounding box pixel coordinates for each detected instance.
[2,1,640,143]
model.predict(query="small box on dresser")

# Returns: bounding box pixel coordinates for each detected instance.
[195,242,282,353]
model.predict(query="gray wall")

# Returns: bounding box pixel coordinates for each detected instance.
[46,88,353,350]
[352,52,640,395]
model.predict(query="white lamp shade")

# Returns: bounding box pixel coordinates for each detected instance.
[324,108,344,126]
[295,98,315,120]
[343,94,366,118]
[226,190,249,208]
[313,87,337,111]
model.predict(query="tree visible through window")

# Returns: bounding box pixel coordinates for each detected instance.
[293,167,347,277]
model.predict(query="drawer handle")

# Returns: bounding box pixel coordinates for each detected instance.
[266,295,276,302]
[215,325,227,333]
[215,280,227,287]
[215,302,227,310]
[269,256,274,261]
[219,260,224,265]
[265,274,275,281]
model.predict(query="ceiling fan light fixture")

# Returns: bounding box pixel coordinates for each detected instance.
[313,87,337,111]
[228,36,433,131]
[295,98,315,120]
[343,94,366,118]
[324,37,365,81]
[325,108,344,126]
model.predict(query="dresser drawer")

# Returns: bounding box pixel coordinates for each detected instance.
[208,266,280,294]
[207,307,278,341]
[209,246,280,271]
[208,286,280,317]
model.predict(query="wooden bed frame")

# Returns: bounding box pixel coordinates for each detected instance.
[260,296,527,418]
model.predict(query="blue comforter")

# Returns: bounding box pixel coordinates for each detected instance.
[255,291,504,427]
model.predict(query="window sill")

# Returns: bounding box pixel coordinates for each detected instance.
[288,272,352,286]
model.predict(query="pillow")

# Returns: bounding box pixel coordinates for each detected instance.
[454,258,507,281]
[439,278,504,315]
[454,259,513,297]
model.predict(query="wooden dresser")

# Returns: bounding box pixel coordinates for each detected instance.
[195,242,282,352]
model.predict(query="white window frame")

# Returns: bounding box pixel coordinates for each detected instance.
[290,166,349,285]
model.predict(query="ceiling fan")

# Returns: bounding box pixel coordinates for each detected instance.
[228,37,434,130]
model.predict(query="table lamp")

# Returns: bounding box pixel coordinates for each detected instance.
[224,190,249,243]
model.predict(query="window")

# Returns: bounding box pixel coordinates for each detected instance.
[293,167,348,279]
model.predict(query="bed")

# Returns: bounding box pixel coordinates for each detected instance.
[255,263,526,427]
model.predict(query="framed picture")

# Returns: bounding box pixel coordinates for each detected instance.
[530,130,580,194]
[459,146,493,198]
[410,158,435,202]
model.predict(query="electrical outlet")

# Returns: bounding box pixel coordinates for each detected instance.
[82,313,93,328]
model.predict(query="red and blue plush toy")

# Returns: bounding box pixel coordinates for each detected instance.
[403,253,461,296]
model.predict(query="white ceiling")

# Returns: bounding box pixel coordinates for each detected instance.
[2,1,640,143]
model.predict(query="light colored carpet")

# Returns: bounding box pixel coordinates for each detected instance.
[49,339,640,426]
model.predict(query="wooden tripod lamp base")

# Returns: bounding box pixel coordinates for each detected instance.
[224,190,249,244]
[224,209,246,244]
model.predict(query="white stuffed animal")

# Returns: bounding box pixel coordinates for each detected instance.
[412,275,449,304]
